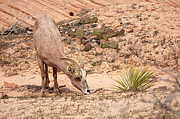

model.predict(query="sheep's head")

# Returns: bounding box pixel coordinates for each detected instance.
[60,50,90,95]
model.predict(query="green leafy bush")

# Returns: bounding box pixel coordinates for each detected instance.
[112,65,157,92]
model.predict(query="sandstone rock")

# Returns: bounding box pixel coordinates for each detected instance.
[4,81,18,88]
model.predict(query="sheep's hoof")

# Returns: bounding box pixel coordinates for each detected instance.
[54,89,60,95]
[41,89,46,96]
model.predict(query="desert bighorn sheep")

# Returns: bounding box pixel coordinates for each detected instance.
[33,14,90,95]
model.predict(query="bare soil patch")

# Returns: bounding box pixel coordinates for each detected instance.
[0,2,180,119]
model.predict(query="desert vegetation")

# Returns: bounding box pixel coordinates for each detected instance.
[112,65,157,92]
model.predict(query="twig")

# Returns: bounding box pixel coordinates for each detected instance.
[92,87,103,94]
[0,26,5,36]
[6,21,19,36]
[141,92,180,117]
[59,85,66,88]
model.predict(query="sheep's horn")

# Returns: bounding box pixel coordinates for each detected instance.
[76,49,84,69]
[60,58,81,71]
[67,47,84,69]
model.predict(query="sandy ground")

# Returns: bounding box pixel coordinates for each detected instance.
[0,2,180,119]
[0,67,180,118]
[0,67,179,95]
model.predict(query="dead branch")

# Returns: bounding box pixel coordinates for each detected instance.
[92,87,103,94]
[5,21,19,36]
[141,92,180,117]
[59,85,66,88]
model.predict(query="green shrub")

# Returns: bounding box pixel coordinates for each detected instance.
[101,41,118,49]
[82,17,98,24]
[70,29,83,38]
[112,65,157,92]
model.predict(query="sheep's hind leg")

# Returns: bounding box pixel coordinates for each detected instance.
[37,56,46,95]
[44,63,50,89]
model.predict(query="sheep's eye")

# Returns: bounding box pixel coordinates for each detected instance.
[76,77,81,81]
[68,66,73,73]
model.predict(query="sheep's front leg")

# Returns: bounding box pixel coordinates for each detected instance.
[53,67,60,95]
[37,56,46,95]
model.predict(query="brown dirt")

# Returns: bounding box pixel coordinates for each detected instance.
[0,2,180,119]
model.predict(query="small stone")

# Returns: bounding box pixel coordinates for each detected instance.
[150,8,156,11]
[117,29,125,36]
[96,39,101,45]
[71,21,82,26]
[124,22,132,26]
[97,24,103,29]
[84,43,92,52]
[91,24,97,28]
[0,93,8,99]
[131,4,137,9]
[153,30,158,37]
[78,9,89,16]
[136,15,140,18]
[71,29,76,32]
[91,37,97,43]
[91,60,102,66]
[153,86,168,91]
[128,28,133,33]
[95,52,103,56]
[112,22,121,28]
[81,39,87,45]
[84,31,91,35]
[81,37,87,45]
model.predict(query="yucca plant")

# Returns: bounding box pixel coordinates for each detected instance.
[112,65,157,92]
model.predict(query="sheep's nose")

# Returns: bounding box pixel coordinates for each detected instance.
[87,89,91,94]
[84,89,91,95]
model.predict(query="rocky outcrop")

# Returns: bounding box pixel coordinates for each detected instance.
[0,0,180,28]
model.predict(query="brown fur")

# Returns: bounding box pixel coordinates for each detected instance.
[33,14,90,95]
